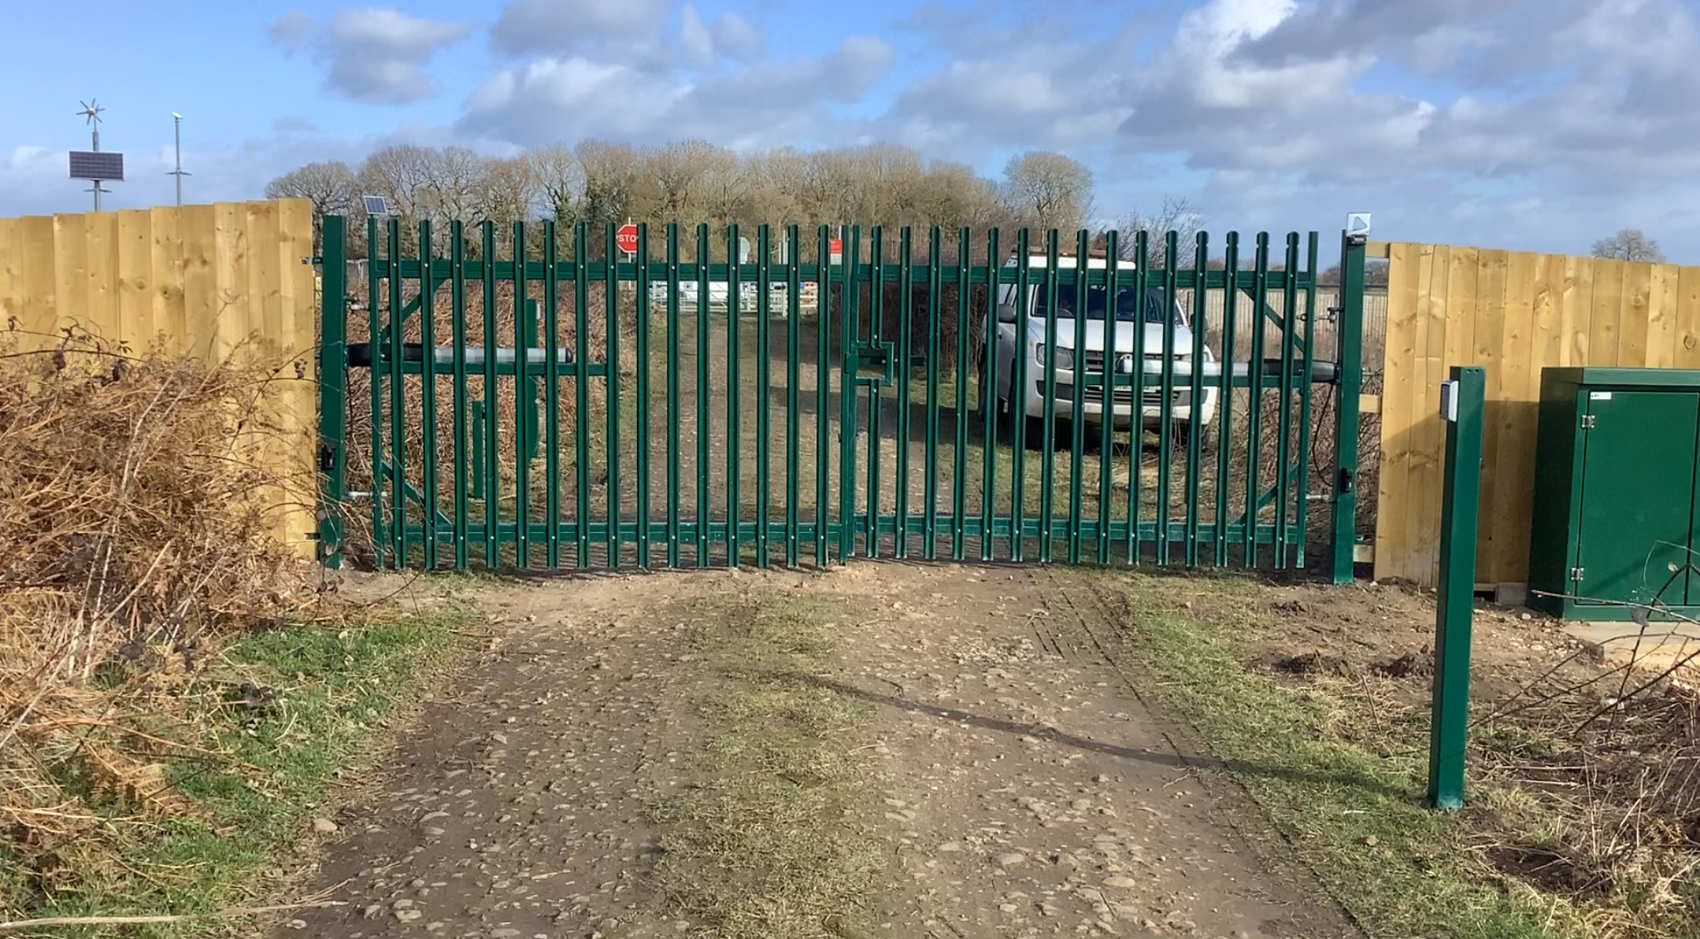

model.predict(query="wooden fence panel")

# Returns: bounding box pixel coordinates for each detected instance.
[0,199,317,556]
[1376,241,1700,590]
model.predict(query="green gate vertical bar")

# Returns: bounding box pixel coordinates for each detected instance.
[696,223,710,567]
[666,223,681,568]
[1010,228,1031,562]
[1215,233,1239,566]
[317,215,348,568]
[865,226,883,558]
[544,221,561,568]
[1185,232,1208,565]
[1096,230,1118,566]
[605,223,621,567]
[1068,228,1089,565]
[1428,365,1483,810]
[451,221,468,569]
[573,222,591,569]
[756,224,771,568]
[636,223,652,569]
[951,227,970,562]
[387,219,406,568]
[980,228,1000,561]
[1157,231,1177,565]
[1039,230,1059,563]
[815,225,831,566]
[1245,233,1269,567]
[1274,233,1299,567]
[1128,230,1148,564]
[838,225,859,561]
[481,221,498,568]
[785,225,801,568]
[1332,231,1366,583]
[419,220,439,569]
[923,226,941,560]
[513,221,530,569]
[1295,232,1319,566]
[367,216,384,568]
[895,226,912,559]
[726,223,741,566]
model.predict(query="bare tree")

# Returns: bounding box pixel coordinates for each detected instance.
[640,140,715,222]
[357,145,435,219]
[575,140,638,232]
[1117,197,1203,267]
[264,161,355,249]
[474,157,539,227]
[1002,152,1093,231]
[1591,228,1666,263]
[528,146,581,223]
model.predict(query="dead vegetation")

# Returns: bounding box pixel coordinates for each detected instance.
[0,327,312,905]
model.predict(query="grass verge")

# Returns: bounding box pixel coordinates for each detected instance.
[650,593,884,939]
[0,609,471,938]
[1099,574,1588,939]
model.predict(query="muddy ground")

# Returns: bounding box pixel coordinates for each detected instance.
[269,564,1361,939]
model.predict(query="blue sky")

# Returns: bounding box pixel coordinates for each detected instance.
[6,0,1700,261]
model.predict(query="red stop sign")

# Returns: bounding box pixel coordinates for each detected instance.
[616,223,639,255]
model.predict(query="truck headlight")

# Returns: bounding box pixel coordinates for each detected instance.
[1037,344,1073,370]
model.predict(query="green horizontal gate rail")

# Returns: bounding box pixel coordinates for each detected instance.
[315,216,1362,577]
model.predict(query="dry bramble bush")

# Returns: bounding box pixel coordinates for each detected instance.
[0,326,312,893]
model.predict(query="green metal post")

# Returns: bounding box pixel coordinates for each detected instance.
[756,224,771,567]
[450,221,468,569]
[1011,228,1031,561]
[1428,365,1483,810]
[785,225,801,567]
[513,221,530,569]
[388,219,406,567]
[696,223,710,567]
[1186,232,1207,565]
[839,225,859,561]
[866,226,883,558]
[816,225,831,566]
[1040,230,1059,563]
[950,227,969,561]
[1275,233,1299,567]
[1245,234,1269,567]
[726,223,741,566]
[1295,233,1319,566]
[1128,230,1147,564]
[1214,233,1238,566]
[544,222,561,568]
[924,226,941,560]
[574,222,591,569]
[1157,231,1177,564]
[1332,231,1366,583]
[481,221,498,568]
[636,223,652,569]
[419,220,439,569]
[980,228,1000,561]
[605,223,621,567]
[316,216,348,568]
[895,227,912,559]
[1096,231,1117,565]
[1068,228,1088,565]
[367,216,384,568]
[666,223,681,568]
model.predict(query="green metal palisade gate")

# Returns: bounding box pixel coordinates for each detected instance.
[315,218,1364,577]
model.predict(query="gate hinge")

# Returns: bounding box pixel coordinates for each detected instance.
[1570,566,1585,582]
[1581,414,1596,430]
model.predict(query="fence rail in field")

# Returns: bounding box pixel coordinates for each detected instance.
[1372,241,1700,591]
[0,199,318,553]
[319,218,1366,578]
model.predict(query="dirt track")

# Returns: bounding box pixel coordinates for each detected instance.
[273,565,1357,939]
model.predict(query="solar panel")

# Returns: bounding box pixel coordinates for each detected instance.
[363,195,389,216]
[68,151,124,181]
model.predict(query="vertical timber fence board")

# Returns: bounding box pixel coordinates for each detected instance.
[1376,241,1700,588]
[0,199,318,555]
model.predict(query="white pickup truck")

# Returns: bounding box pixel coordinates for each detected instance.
[980,252,1218,445]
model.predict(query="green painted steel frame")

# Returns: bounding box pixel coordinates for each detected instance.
[316,219,1357,577]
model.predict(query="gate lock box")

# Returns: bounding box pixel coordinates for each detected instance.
[1528,367,1700,621]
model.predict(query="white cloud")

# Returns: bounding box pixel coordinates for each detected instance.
[711,12,762,61]
[269,8,474,104]
[490,0,670,56]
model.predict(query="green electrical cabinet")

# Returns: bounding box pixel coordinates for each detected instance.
[1529,367,1700,620]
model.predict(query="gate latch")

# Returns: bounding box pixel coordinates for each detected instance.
[851,341,897,384]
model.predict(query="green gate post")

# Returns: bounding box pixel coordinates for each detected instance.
[316,215,348,568]
[1428,365,1484,810]
[1330,230,1367,584]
